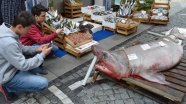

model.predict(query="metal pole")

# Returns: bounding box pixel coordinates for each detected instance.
[82,56,97,86]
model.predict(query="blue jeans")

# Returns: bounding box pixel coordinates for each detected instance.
[3,68,48,93]
[33,43,59,54]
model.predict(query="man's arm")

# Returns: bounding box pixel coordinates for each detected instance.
[2,43,45,71]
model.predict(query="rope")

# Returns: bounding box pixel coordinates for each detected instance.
[118,47,133,72]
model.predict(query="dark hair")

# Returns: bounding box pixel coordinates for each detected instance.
[12,11,36,28]
[31,4,48,16]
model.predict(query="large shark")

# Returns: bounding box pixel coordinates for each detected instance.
[91,28,185,84]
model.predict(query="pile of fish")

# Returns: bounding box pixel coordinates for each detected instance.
[93,11,112,16]
[65,0,77,5]
[91,28,185,84]
[118,18,137,24]
[46,10,94,35]
[151,15,168,20]
[152,8,168,15]
[133,11,149,19]
[87,5,100,10]
[104,16,120,23]
[117,0,136,17]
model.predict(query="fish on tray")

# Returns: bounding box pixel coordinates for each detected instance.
[91,28,185,84]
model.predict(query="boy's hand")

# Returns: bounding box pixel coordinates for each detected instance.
[55,28,63,35]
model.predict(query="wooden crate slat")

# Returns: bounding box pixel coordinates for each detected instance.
[169,69,186,76]
[164,72,186,82]
[122,78,184,102]
[65,10,81,13]
[165,76,186,92]
[175,66,186,71]
[179,62,186,67]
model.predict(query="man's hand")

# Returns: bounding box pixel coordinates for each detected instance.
[36,44,48,52]
[55,28,63,35]
[42,46,52,57]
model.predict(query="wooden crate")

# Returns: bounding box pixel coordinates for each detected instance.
[132,11,150,23]
[83,13,92,21]
[94,20,102,25]
[151,4,170,9]
[153,0,170,5]
[103,26,116,33]
[116,21,139,36]
[150,17,169,25]
[92,58,186,104]
[64,1,82,18]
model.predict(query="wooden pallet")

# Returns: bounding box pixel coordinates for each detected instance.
[92,58,186,104]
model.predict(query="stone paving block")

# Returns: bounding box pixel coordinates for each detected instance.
[12,99,24,104]
[133,98,145,104]
[101,83,112,90]
[114,94,121,100]
[127,90,136,98]
[123,98,135,104]
[120,93,130,99]
[97,101,107,104]
[106,100,115,104]
[91,85,103,91]
[26,98,36,104]
[84,99,94,104]
[63,97,73,104]
[72,73,80,79]
[39,96,50,104]
[80,95,89,101]
[91,97,99,102]
[104,90,113,95]
[50,96,60,104]
[94,91,104,96]
[115,100,124,104]
[143,97,154,104]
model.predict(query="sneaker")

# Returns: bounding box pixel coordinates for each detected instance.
[0,85,18,102]
[38,66,48,75]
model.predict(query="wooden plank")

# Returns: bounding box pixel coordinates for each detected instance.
[65,10,81,14]
[122,78,184,102]
[164,72,186,82]
[165,77,186,92]
[169,69,186,76]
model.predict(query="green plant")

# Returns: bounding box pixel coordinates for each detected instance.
[136,0,153,11]
[49,0,54,8]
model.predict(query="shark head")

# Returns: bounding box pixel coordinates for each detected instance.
[91,45,131,78]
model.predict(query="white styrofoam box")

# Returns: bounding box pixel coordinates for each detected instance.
[102,21,116,29]
[83,21,102,33]
[81,5,105,15]
[75,40,99,53]
[91,12,116,22]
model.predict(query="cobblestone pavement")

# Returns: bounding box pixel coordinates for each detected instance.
[1,6,186,104]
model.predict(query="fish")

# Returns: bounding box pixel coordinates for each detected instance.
[91,27,184,84]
